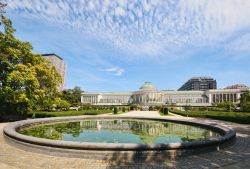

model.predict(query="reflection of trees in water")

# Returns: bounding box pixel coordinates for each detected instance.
[19,120,219,141]
[19,122,81,140]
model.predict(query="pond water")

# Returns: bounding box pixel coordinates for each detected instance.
[18,119,221,144]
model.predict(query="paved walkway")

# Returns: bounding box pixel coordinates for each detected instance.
[0,111,250,169]
[118,111,162,117]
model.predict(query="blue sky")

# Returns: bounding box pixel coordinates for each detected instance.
[5,0,250,91]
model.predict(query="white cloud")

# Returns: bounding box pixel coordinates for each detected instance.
[6,0,250,58]
[100,67,125,76]
[115,7,125,16]
[226,33,250,53]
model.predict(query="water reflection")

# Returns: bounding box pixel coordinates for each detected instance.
[19,119,221,144]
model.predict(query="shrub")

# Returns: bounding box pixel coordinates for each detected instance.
[113,106,118,114]
[130,104,137,110]
[160,107,168,115]
[29,109,112,118]
[162,107,168,115]
[169,109,250,124]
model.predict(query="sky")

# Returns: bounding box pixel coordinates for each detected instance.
[4,0,250,92]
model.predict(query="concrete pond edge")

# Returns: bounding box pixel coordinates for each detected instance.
[3,115,236,152]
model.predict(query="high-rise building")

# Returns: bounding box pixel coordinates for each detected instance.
[42,53,66,91]
[178,77,217,91]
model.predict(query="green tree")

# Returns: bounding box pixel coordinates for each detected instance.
[53,98,70,110]
[0,10,61,116]
[61,86,82,106]
[240,91,250,112]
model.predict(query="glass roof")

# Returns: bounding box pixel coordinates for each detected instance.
[139,82,157,91]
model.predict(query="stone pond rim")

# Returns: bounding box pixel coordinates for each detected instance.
[3,116,236,151]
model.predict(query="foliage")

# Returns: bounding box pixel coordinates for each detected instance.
[113,106,118,114]
[170,109,250,124]
[240,91,250,112]
[54,98,70,110]
[29,109,112,118]
[19,122,81,140]
[160,106,168,115]
[217,101,234,112]
[61,86,82,107]
[149,106,153,111]
[129,103,138,110]
[0,13,61,115]
[184,106,191,111]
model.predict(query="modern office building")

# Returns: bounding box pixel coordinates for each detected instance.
[178,77,217,91]
[42,53,66,91]
[81,82,249,107]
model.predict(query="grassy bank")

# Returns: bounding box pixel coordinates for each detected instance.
[170,109,250,124]
[28,109,113,118]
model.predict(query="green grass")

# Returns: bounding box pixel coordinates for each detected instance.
[28,109,112,118]
[170,109,250,124]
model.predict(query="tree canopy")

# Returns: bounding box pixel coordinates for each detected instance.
[240,91,250,112]
[0,12,62,115]
[61,86,82,107]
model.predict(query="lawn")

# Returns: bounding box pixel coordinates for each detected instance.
[29,109,113,118]
[170,109,250,124]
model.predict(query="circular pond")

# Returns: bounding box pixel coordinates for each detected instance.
[3,116,236,153]
[18,119,221,144]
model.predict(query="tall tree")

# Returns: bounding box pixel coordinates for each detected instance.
[0,5,62,115]
[61,86,82,106]
[240,91,250,112]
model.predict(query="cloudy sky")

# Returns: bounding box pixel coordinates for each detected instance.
[4,0,250,91]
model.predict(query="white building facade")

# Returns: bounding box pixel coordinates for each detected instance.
[81,82,249,106]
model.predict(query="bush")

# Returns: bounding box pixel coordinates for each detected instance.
[241,101,250,112]
[113,106,118,114]
[162,107,168,115]
[217,102,234,112]
[154,106,161,111]
[130,104,137,110]
[184,106,190,111]
[160,107,168,115]
[170,109,250,124]
[29,109,112,118]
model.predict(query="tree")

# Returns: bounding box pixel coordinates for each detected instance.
[61,86,82,106]
[0,2,6,14]
[0,8,62,116]
[240,91,250,112]
[54,98,70,110]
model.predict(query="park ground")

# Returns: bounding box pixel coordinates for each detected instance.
[0,111,250,169]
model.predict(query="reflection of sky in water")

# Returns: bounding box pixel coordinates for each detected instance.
[63,130,187,144]
[20,119,221,144]
[63,130,143,144]
[155,136,183,144]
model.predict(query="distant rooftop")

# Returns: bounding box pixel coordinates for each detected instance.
[224,84,249,89]
[190,76,214,81]
[42,53,64,60]
[139,82,157,91]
